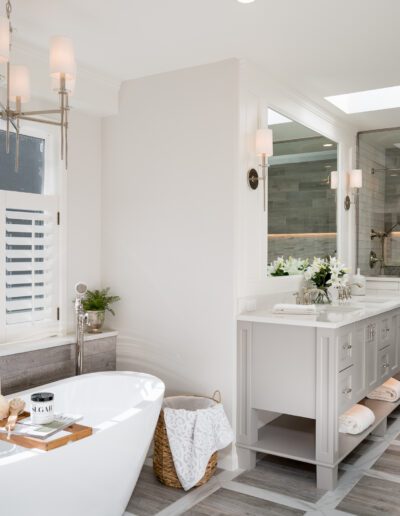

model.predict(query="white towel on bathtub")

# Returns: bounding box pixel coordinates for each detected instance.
[367,377,400,402]
[339,404,375,435]
[163,399,234,490]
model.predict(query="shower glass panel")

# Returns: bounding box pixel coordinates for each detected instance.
[267,109,338,264]
[357,128,400,276]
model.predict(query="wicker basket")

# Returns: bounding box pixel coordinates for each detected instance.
[153,391,221,489]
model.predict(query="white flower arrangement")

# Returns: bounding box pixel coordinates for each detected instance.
[267,256,309,277]
[304,256,349,289]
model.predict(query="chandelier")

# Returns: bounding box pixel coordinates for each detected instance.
[0,0,76,169]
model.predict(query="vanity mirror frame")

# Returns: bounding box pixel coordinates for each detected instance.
[253,101,354,292]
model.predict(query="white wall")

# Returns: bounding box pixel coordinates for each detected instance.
[102,60,239,466]
[65,110,102,330]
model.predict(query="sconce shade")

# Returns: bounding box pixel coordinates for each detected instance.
[9,65,30,103]
[256,128,273,156]
[330,171,338,190]
[0,17,10,63]
[350,169,363,189]
[49,36,76,80]
[51,61,76,94]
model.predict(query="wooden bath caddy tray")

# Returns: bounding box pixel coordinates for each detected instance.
[0,412,93,451]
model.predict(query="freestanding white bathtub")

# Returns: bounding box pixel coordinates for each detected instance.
[0,371,165,516]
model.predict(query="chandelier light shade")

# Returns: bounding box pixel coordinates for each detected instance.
[49,36,76,80]
[255,128,273,157]
[0,16,9,63]
[0,0,76,169]
[51,62,76,94]
[9,65,30,103]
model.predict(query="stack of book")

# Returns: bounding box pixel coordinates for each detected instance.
[0,413,82,439]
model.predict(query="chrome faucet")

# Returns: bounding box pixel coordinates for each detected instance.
[74,282,88,375]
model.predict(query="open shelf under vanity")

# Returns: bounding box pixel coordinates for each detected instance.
[238,397,400,468]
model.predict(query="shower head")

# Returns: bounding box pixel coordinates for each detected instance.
[75,282,87,299]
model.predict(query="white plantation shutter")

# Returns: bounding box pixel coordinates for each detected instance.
[0,190,59,342]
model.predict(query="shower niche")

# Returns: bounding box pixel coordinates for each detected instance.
[357,128,400,276]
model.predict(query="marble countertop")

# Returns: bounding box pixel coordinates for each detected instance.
[237,293,400,329]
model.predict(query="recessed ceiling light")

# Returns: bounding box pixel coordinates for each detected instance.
[323,143,333,147]
[237,0,255,3]
[326,85,400,114]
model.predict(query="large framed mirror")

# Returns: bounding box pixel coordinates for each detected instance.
[267,108,338,267]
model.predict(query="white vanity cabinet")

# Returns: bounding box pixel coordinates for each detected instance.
[237,306,400,491]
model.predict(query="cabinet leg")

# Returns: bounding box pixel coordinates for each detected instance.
[371,417,387,438]
[317,464,338,491]
[237,447,256,470]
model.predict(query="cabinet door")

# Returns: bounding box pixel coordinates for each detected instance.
[338,364,364,414]
[393,314,400,375]
[337,329,354,372]
[378,315,393,350]
[365,320,378,390]
[378,346,394,383]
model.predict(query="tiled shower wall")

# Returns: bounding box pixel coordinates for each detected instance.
[358,139,385,276]
[384,148,400,269]
[268,159,337,262]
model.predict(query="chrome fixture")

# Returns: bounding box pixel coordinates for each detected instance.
[247,128,273,211]
[74,282,88,376]
[369,223,399,271]
[0,0,76,170]
[369,250,382,269]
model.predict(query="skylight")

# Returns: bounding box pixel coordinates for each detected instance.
[268,109,292,125]
[325,85,400,114]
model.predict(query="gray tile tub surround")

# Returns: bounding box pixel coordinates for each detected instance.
[0,335,117,395]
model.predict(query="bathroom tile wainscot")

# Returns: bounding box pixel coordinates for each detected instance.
[0,331,117,395]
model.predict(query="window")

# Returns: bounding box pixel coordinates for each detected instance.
[0,127,60,343]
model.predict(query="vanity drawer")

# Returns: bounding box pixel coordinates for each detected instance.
[338,364,363,413]
[378,316,393,350]
[378,345,394,382]
[337,331,354,372]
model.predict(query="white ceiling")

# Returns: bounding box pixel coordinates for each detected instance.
[11,0,400,129]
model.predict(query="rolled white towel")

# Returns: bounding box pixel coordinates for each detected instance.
[367,377,400,402]
[339,404,375,435]
[272,303,317,315]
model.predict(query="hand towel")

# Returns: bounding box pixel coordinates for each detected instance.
[339,404,375,435]
[163,400,234,491]
[272,303,317,315]
[367,377,400,402]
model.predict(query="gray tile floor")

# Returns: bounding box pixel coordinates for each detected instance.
[125,413,400,516]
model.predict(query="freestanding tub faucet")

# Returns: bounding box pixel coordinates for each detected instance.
[74,282,88,375]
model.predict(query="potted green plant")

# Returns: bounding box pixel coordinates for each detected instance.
[82,288,120,333]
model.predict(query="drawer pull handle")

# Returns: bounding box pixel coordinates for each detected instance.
[342,387,352,395]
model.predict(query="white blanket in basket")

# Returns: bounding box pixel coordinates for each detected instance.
[163,397,234,490]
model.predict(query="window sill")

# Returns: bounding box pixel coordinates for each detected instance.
[0,330,118,358]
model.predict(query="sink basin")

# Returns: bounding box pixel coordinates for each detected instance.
[318,305,364,313]
[358,296,392,304]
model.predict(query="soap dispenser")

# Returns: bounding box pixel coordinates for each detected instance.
[351,268,366,296]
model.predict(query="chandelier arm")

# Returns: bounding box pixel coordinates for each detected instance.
[19,109,63,116]
[18,115,62,127]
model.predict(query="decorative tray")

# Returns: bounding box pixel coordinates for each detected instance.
[0,411,93,451]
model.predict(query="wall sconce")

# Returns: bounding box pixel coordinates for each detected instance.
[330,170,338,190]
[344,169,362,210]
[247,128,273,211]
